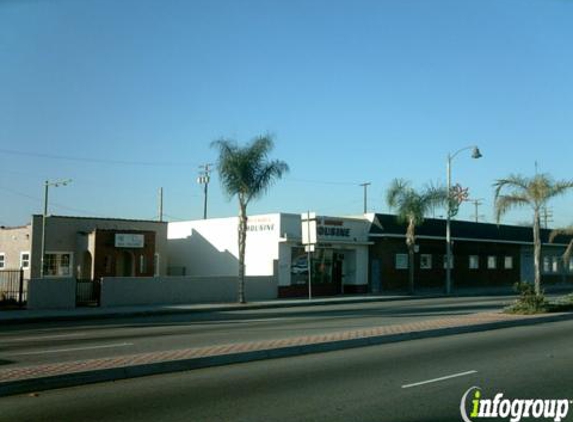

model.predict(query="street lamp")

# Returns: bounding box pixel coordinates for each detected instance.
[40,179,72,278]
[445,146,482,295]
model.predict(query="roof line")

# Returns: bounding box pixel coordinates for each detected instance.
[32,214,167,224]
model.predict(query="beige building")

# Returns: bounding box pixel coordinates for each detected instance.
[0,215,168,280]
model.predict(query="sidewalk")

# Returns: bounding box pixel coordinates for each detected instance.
[2,309,572,397]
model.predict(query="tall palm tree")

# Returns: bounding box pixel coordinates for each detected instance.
[386,179,448,294]
[494,173,573,295]
[211,135,289,303]
[549,226,573,269]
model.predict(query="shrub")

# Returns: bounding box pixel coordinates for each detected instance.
[505,282,549,314]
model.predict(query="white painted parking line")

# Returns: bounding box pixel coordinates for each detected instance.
[12,343,134,356]
[401,370,478,389]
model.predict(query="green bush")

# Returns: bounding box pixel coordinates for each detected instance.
[504,282,549,314]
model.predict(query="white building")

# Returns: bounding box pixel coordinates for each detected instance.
[167,213,372,298]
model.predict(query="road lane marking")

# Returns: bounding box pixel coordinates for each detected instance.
[12,343,134,355]
[401,370,478,389]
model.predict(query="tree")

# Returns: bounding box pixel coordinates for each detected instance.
[211,135,289,303]
[549,226,573,269]
[494,173,573,296]
[386,179,448,294]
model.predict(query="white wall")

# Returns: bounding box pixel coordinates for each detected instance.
[100,276,277,307]
[168,214,281,277]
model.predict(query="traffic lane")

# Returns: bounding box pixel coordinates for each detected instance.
[2,319,572,422]
[0,295,513,335]
[0,297,511,367]
[0,296,512,345]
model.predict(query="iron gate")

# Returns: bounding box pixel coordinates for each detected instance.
[76,279,101,307]
[0,269,27,308]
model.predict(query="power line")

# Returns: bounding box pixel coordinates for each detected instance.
[0,185,104,217]
[287,177,359,186]
[0,148,198,167]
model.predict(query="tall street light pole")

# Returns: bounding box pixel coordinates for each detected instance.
[446,146,482,295]
[360,182,371,214]
[41,179,72,278]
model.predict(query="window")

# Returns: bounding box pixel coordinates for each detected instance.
[569,258,573,273]
[153,253,160,277]
[487,256,497,269]
[0,253,5,269]
[443,255,454,269]
[20,252,30,269]
[552,256,559,273]
[420,254,432,270]
[543,256,551,273]
[139,255,147,273]
[44,253,72,276]
[395,254,408,270]
[469,255,479,270]
[504,256,513,270]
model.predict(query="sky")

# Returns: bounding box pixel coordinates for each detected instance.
[1,0,572,228]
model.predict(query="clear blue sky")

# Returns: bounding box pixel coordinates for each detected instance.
[1,0,572,227]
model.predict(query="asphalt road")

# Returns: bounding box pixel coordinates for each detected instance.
[2,318,572,422]
[0,296,512,368]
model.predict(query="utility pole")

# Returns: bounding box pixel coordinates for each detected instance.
[359,182,371,214]
[197,164,213,219]
[158,187,164,222]
[470,198,484,223]
[41,179,72,278]
[541,206,554,229]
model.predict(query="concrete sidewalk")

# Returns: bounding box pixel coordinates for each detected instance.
[2,309,573,397]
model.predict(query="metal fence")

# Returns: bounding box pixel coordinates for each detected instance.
[0,269,27,308]
[76,279,101,307]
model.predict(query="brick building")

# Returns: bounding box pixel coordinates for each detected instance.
[368,214,573,292]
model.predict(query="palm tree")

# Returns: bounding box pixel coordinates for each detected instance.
[211,135,289,303]
[549,226,573,269]
[494,173,573,296]
[386,179,448,294]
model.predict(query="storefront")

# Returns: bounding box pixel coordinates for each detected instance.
[278,215,372,297]
[368,213,573,292]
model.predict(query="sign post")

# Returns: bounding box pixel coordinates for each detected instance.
[301,211,317,300]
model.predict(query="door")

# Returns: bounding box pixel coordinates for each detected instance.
[333,253,344,294]
[371,259,382,293]
[116,251,135,277]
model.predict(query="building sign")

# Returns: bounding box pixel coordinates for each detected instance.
[301,212,317,245]
[247,216,277,233]
[318,219,351,238]
[247,223,275,232]
[317,226,351,238]
[115,234,145,248]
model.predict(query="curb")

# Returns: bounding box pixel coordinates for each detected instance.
[2,312,572,397]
